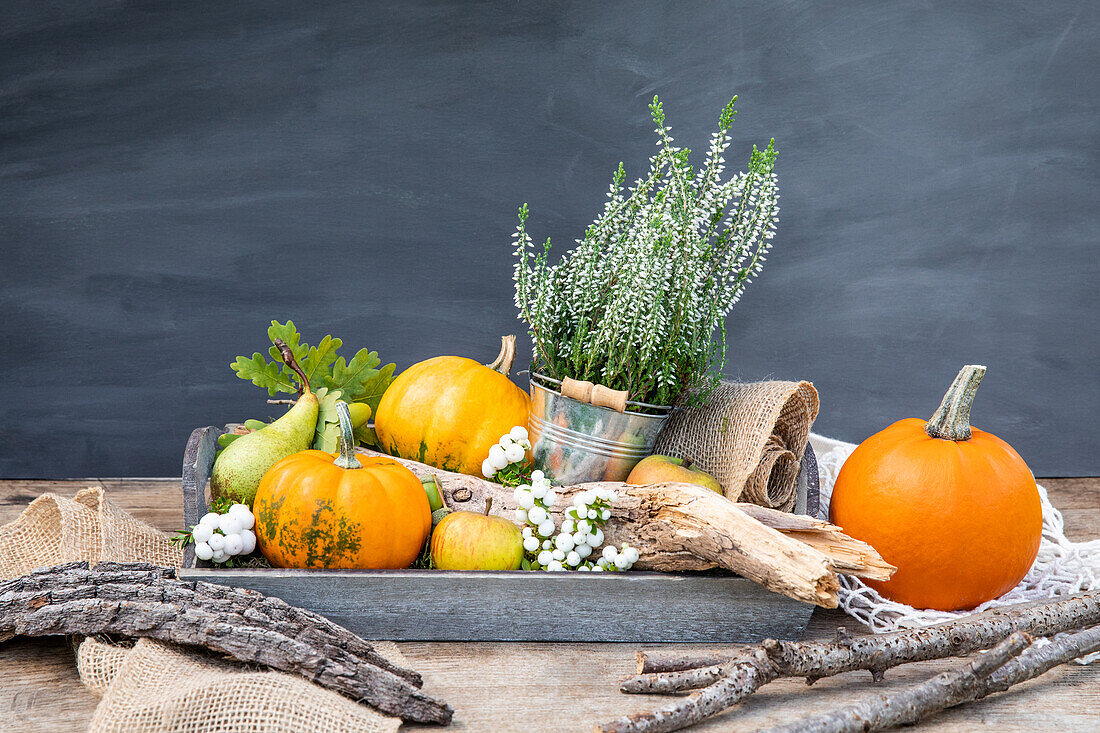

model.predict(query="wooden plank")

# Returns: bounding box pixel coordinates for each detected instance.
[0,637,97,733]
[1,625,1096,733]
[1040,477,1100,541]
[181,567,814,643]
[0,478,183,532]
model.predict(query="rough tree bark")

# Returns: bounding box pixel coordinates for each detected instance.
[0,562,453,725]
[598,590,1100,733]
[361,449,893,607]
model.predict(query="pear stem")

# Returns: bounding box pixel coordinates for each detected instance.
[484,497,493,516]
[485,335,517,376]
[681,457,694,470]
[274,337,312,396]
[925,365,987,441]
[333,401,362,469]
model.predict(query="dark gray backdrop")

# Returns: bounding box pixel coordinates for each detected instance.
[2,1,1097,477]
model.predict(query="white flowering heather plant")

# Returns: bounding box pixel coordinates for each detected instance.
[513,95,779,407]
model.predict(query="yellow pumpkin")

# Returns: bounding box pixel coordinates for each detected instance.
[253,401,430,569]
[374,335,530,476]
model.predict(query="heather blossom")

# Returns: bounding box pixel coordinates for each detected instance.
[513,95,779,407]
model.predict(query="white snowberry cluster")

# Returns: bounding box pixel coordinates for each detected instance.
[516,481,639,572]
[514,469,558,540]
[596,543,641,571]
[482,426,532,479]
[191,504,257,565]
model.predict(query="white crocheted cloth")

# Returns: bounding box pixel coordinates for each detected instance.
[810,433,1100,661]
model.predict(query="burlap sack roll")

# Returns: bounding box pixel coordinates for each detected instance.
[1,487,403,732]
[653,380,820,511]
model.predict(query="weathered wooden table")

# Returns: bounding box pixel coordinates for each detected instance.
[1,477,1096,732]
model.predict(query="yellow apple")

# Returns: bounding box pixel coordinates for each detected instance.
[430,498,524,570]
[626,455,723,494]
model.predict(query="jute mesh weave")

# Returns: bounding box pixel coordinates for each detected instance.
[77,637,130,697]
[653,380,820,511]
[78,637,400,733]
[0,486,180,583]
[0,486,402,732]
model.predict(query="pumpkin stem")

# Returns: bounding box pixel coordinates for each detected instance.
[485,335,517,376]
[333,401,362,469]
[274,337,312,397]
[484,497,493,516]
[925,365,987,441]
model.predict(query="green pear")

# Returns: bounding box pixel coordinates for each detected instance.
[211,338,319,507]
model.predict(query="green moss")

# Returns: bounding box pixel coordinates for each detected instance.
[299,498,362,567]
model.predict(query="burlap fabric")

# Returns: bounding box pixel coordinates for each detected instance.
[0,486,181,584]
[653,380,820,511]
[77,637,399,733]
[0,487,401,732]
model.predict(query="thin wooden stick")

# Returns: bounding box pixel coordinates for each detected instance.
[760,625,1100,733]
[601,591,1100,733]
[759,632,1033,733]
[978,624,1100,696]
[635,650,731,675]
[622,590,1100,694]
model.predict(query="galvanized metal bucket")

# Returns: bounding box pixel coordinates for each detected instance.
[528,375,673,484]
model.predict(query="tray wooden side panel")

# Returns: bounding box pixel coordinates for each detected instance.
[180,425,224,569]
[179,567,815,643]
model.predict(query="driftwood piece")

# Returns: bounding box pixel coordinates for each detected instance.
[360,449,893,607]
[733,503,836,531]
[600,590,1100,733]
[731,505,893,580]
[0,562,453,725]
[763,624,1100,733]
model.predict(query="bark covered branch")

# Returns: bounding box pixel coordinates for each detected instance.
[762,624,1100,733]
[0,562,452,725]
[760,632,1035,733]
[600,590,1100,733]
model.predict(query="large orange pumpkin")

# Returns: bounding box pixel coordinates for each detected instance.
[374,335,530,476]
[253,401,430,569]
[829,365,1042,611]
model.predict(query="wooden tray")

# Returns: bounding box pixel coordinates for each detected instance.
[178,425,820,643]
